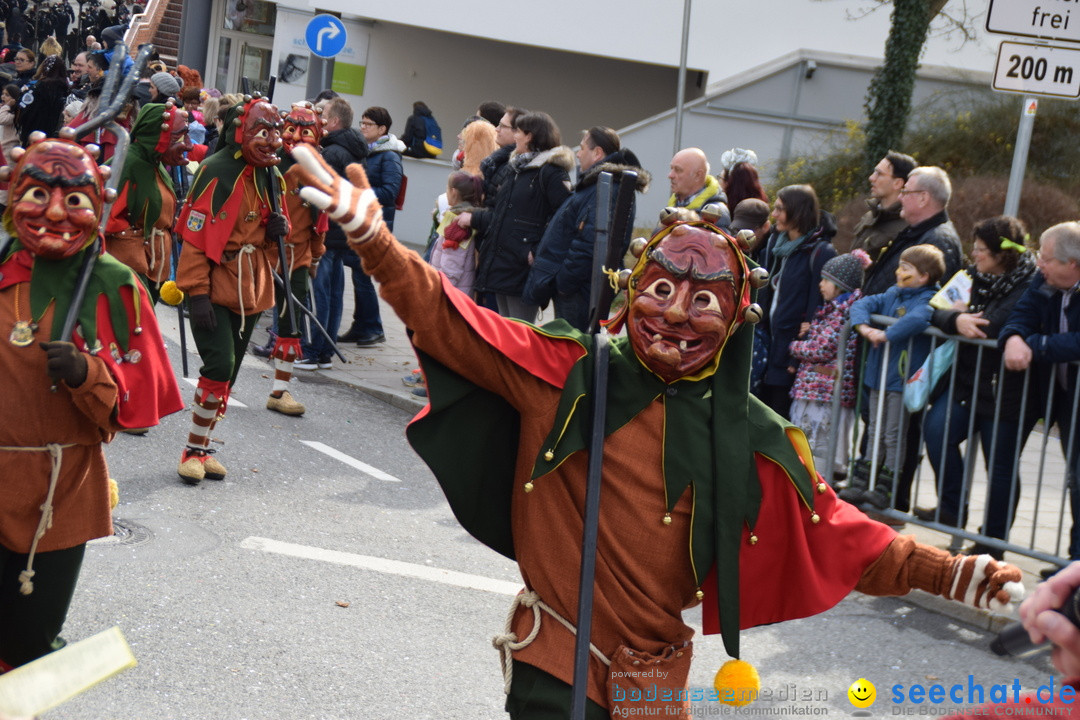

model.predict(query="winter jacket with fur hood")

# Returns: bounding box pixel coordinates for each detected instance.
[364,133,406,230]
[522,149,650,313]
[473,145,574,296]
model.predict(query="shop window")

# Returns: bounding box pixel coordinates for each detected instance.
[223,0,276,36]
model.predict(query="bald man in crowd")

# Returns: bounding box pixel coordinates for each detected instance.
[666,147,728,226]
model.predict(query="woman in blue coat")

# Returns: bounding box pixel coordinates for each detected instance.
[755,184,836,418]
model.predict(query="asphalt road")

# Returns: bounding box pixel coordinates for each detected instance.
[49,312,1062,719]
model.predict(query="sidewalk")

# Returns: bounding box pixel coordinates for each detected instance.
[249,254,1054,635]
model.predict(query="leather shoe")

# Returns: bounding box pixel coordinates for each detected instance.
[913,506,958,526]
[337,327,363,343]
[355,333,386,346]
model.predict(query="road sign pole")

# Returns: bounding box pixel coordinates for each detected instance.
[1004,96,1037,217]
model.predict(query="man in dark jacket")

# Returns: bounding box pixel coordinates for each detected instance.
[856,165,964,514]
[852,150,916,266]
[863,166,963,297]
[1001,222,1080,570]
[336,105,402,346]
[522,126,649,330]
[298,97,368,367]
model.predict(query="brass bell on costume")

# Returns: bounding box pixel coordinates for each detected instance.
[628,237,648,258]
[748,267,769,288]
[658,207,681,226]
[524,482,534,493]
[748,533,758,545]
[743,303,763,324]
[816,481,828,494]
[699,203,725,225]
[662,513,672,526]
[734,229,755,251]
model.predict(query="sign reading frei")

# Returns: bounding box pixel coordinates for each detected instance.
[993,40,1080,98]
[987,0,1080,44]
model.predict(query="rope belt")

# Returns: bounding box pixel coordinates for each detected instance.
[279,243,297,320]
[0,442,76,595]
[491,589,610,695]
[148,227,168,284]
[234,244,258,335]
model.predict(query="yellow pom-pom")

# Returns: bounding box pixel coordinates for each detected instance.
[714,658,760,707]
[159,280,185,306]
[108,477,119,509]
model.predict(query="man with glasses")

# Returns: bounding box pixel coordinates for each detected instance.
[852,150,917,265]
[855,166,964,517]
[1001,222,1080,578]
[863,166,962,297]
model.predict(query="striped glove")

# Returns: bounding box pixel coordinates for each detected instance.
[943,554,1025,611]
[291,145,384,245]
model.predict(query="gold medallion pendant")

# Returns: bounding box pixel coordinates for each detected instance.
[9,320,36,347]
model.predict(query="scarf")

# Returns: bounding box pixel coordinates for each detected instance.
[769,231,806,260]
[968,252,1037,314]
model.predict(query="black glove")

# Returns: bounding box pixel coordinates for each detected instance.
[188,294,217,331]
[266,212,288,239]
[40,341,88,387]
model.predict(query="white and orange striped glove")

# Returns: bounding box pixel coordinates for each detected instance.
[942,554,1025,611]
[291,144,384,245]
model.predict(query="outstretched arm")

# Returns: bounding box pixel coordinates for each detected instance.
[856,534,1025,612]
[289,145,584,405]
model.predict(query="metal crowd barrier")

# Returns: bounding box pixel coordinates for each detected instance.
[823,314,1077,566]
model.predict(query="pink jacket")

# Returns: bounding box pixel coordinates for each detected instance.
[788,290,862,407]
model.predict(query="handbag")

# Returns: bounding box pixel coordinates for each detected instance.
[903,338,957,412]
[394,174,407,211]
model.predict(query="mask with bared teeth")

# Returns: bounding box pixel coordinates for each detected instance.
[623,223,754,384]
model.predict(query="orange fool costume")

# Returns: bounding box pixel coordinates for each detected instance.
[172,96,288,484]
[287,148,1027,719]
[0,138,182,670]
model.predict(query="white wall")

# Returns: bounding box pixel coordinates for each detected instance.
[346,20,693,149]
[306,0,1000,82]
[620,54,996,229]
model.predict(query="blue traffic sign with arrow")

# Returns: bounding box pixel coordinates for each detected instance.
[306,14,347,59]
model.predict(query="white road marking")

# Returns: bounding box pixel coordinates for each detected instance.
[181,377,248,408]
[300,440,402,483]
[241,536,521,596]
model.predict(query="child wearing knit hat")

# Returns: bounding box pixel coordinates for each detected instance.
[788,250,871,480]
[842,243,946,511]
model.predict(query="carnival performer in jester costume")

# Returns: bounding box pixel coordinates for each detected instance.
[174,95,289,485]
[104,101,192,304]
[0,134,183,671]
[261,100,328,417]
[289,146,1025,719]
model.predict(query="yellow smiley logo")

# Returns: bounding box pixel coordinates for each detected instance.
[848,678,876,708]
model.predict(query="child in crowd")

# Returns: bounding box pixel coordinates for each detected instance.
[841,243,945,510]
[788,250,871,481]
[405,171,484,397]
[429,171,483,297]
